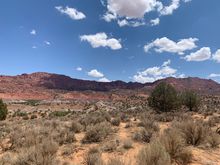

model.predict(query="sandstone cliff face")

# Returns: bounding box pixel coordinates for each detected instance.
[0,72,219,100]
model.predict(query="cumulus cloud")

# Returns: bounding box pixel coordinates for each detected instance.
[102,0,190,27]
[212,49,220,63]
[160,0,180,15]
[144,37,198,55]
[98,77,111,82]
[88,69,104,78]
[80,32,122,50]
[117,19,146,27]
[184,47,211,62]
[30,29,36,35]
[55,6,86,20]
[76,67,82,71]
[133,60,183,83]
[209,73,220,78]
[150,18,160,26]
[44,41,51,46]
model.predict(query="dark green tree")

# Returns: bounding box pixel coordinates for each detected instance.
[181,90,200,111]
[148,82,180,112]
[0,99,8,120]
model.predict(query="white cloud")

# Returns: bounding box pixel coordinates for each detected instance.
[133,60,183,83]
[133,75,156,83]
[209,73,220,78]
[160,0,180,15]
[162,59,171,67]
[106,0,160,19]
[184,47,211,62]
[55,6,86,20]
[150,18,160,26]
[88,69,104,78]
[183,0,192,2]
[80,32,122,50]
[103,12,117,22]
[30,29,36,35]
[212,49,220,63]
[32,46,37,49]
[177,74,186,78]
[76,67,82,71]
[44,41,51,46]
[99,77,111,82]
[102,0,191,27]
[117,19,146,27]
[144,37,198,55]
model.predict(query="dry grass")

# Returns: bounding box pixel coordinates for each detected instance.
[82,122,112,143]
[173,120,210,146]
[2,96,220,165]
[160,128,192,164]
[137,140,171,165]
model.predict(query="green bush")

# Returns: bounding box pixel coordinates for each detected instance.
[181,90,200,111]
[25,100,40,106]
[148,82,180,112]
[0,99,8,120]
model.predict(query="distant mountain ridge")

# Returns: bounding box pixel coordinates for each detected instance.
[0,72,220,100]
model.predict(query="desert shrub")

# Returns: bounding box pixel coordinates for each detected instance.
[25,100,40,106]
[120,113,130,122]
[137,140,171,165]
[138,116,159,133]
[102,140,117,152]
[22,115,29,120]
[0,99,8,120]
[111,117,121,126]
[125,122,132,128]
[14,111,28,117]
[10,128,39,149]
[175,149,192,165]
[154,113,174,122]
[174,120,210,146]
[107,158,124,165]
[86,147,104,165]
[133,128,152,143]
[148,82,180,112]
[206,132,220,148]
[49,111,70,117]
[62,144,77,156]
[11,139,59,165]
[0,154,12,165]
[69,121,82,133]
[160,129,192,164]
[30,114,37,119]
[181,90,200,111]
[53,129,76,145]
[207,116,220,127]
[82,122,112,143]
[80,111,111,130]
[123,140,133,149]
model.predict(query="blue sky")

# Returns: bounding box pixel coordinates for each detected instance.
[0,0,220,83]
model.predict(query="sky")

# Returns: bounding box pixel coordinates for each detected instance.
[0,0,220,83]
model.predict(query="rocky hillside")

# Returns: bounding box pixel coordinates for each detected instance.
[0,72,220,100]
